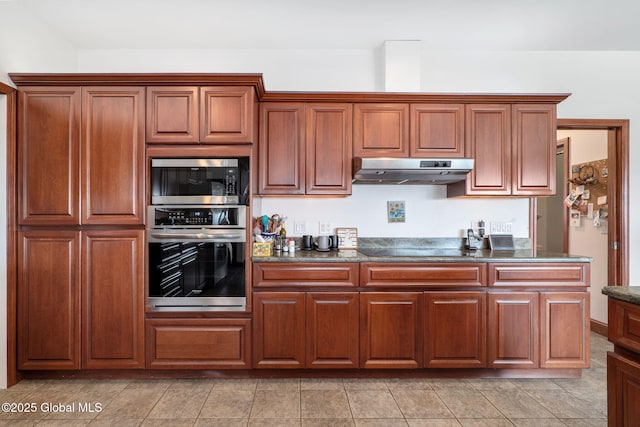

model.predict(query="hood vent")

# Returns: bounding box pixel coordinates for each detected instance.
[352,157,474,185]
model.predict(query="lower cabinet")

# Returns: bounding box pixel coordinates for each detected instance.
[360,292,422,368]
[488,292,539,368]
[540,292,590,368]
[424,292,486,368]
[252,291,359,368]
[607,351,640,427]
[17,229,145,370]
[146,318,251,369]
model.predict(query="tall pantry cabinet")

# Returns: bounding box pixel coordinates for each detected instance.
[16,86,145,370]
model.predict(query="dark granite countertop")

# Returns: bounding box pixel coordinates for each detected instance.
[602,286,640,305]
[253,248,592,263]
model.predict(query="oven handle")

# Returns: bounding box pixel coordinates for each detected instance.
[149,231,246,242]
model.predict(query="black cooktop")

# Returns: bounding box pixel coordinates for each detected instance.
[357,247,474,257]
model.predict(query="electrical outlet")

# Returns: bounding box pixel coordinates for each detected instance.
[490,221,513,235]
[318,222,332,235]
[294,221,306,235]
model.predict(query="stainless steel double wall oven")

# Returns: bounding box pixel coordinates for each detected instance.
[147,158,249,311]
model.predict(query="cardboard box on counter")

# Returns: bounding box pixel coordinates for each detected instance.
[252,242,272,256]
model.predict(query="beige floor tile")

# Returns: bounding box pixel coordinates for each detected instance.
[213,379,258,392]
[123,380,172,392]
[302,419,355,427]
[560,419,607,427]
[300,379,345,391]
[391,389,453,419]
[194,418,248,427]
[525,389,605,419]
[199,389,254,419]
[301,390,351,419]
[480,390,554,419]
[343,379,389,391]
[508,378,562,390]
[140,419,196,426]
[256,379,301,391]
[427,379,474,391]
[166,379,215,393]
[79,379,133,393]
[88,418,143,426]
[247,419,301,426]
[94,388,164,420]
[353,420,409,427]
[346,390,402,419]
[510,419,566,426]
[407,420,462,427]
[434,389,503,419]
[32,421,92,426]
[249,390,300,419]
[385,378,432,391]
[147,388,207,419]
[458,420,513,427]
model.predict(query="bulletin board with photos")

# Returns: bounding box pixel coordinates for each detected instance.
[565,158,608,229]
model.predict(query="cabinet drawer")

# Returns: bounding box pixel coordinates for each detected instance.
[361,263,486,287]
[253,263,359,288]
[489,263,589,287]
[146,318,250,369]
[609,298,640,353]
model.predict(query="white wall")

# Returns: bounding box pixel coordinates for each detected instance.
[558,130,609,324]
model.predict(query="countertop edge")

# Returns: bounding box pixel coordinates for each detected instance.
[602,286,640,306]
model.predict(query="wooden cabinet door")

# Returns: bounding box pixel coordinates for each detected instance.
[512,104,557,195]
[607,351,640,427]
[306,292,359,368]
[410,104,465,157]
[488,292,539,368]
[200,86,255,143]
[258,103,305,194]
[146,318,251,369]
[305,103,353,195]
[17,230,81,370]
[146,86,199,143]
[253,292,305,368]
[360,292,422,368]
[18,87,81,225]
[461,104,512,195]
[424,292,486,368]
[81,87,145,225]
[353,103,409,157]
[540,292,590,368]
[82,229,144,369]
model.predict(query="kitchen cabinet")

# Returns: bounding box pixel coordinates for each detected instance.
[82,229,145,369]
[146,86,255,144]
[487,292,539,368]
[540,291,590,368]
[82,87,145,225]
[360,292,422,369]
[17,87,81,225]
[253,292,306,368]
[17,86,144,225]
[448,103,557,197]
[607,296,640,426]
[424,291,486,368]
[360,262,486,288]
[145,318,251,369]
[17,229,145,370]
[410,104,465,157]
[353,103,409,157]
[17,230,81,370]
[146,86,199,143]
[258,102,352,195]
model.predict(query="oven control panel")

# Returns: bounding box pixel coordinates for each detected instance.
[149,205,246,228]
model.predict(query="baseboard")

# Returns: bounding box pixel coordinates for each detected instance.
[591,319,608,337]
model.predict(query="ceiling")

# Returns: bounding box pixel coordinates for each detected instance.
[5,0,640,51]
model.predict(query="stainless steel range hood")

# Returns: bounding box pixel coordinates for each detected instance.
[352,157,474,185]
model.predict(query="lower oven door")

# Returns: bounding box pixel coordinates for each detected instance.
[147,229,246,312]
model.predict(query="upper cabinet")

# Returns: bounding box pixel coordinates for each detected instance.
[448,103,557,197]
[410,104,465,157]
[146,86,256,144]
[18,86,145,225]
[353,103,409,157]
[259,102,352,195]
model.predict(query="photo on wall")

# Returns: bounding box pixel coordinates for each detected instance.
[387,201,405,223]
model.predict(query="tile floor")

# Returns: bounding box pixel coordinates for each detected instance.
[0,332,610,426]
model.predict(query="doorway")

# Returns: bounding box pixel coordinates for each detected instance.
[532,119,629,334]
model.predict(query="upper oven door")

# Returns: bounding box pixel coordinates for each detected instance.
[151,158,249,205]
